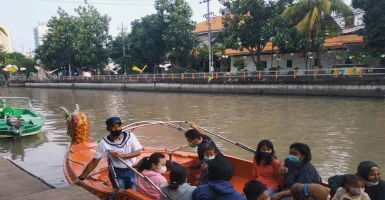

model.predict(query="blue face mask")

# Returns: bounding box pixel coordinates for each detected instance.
[204,155,215,161]
[288,155,301,163]
[188,143,196,148]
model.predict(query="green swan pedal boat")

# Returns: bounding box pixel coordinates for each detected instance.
[0,97,44,138]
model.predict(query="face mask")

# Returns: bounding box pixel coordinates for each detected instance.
[188,143,196,148]
[349,187,363,196]
[204,155,215,161]
[110,129,122,137]
[156,166,167,174]
[365,180,379,187]
[288,155,301,163]
[261,152,271,157]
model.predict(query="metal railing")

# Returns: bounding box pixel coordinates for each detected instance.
[8,68,385,82]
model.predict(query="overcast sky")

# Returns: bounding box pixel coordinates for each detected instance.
[0,0,351,53]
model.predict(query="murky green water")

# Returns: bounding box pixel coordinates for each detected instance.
[0,87,384,187]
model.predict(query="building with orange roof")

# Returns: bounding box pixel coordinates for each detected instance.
[192,15,382,73]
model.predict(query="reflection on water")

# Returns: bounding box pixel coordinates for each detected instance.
[0,87,384,188]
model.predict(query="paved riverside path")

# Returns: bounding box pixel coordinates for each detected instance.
[0,157,98,200]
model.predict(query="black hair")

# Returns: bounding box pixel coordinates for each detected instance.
[343,174,364,191]
[243,180,268,200]
[254,140,277,166]
[184,129,202,140]
[207,158,233,181]
[137,153,165,172]
[203,144,218,154]
[290,142,312,164]
[168,164,188,189]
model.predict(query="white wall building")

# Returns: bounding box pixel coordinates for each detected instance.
[0,25,13,53]
[332,8,365,34]
[33,22,49,49]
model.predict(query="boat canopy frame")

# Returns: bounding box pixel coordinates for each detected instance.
[0,97,34,110]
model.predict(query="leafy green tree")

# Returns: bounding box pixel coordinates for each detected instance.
[220,0,279,71]
[35,5,110,71]
[156,0,199,67]
[74,4,111,68]
[352,0,385,54]
[282,0,352,67]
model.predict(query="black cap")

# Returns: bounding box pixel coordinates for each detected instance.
[105,117,122,126]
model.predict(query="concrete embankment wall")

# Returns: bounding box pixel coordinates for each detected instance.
[21,82,385,97]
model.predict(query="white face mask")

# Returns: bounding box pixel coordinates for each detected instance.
[365,180,379,187]
[156,165,167,174]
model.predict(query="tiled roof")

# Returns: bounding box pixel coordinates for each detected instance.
[194,16,224,33]
[322,34,364,47]
[218,34,364,55]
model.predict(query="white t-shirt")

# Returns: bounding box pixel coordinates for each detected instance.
[94,131,143,168]
[332,187,371,200]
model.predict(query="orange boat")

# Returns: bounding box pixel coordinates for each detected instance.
[61,105,254,200]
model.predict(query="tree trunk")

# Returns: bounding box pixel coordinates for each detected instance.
[257,51,261,71]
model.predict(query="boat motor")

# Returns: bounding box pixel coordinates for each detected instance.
[6,115,22,137]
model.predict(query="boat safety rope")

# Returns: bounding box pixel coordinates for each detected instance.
[193,125,256,154]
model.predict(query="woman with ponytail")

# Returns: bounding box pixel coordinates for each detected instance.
[160,164,197,200]
[137,153,168,199]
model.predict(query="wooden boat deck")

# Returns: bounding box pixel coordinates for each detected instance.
[0,157,98,200]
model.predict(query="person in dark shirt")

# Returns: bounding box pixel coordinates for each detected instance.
[271,142,321,200]
[185,122,223,185]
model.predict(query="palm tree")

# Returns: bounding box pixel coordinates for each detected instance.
[283,0,352,67]
[0,27,7,36]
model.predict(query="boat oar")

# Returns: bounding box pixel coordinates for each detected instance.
[195,125,256,154]
[114,156,175,200]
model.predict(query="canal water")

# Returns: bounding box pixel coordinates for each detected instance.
[0,87,384,188]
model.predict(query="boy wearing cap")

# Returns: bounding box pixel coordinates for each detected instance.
[78,117,142,190]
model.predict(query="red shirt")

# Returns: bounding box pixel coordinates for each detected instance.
[252,157,282,190]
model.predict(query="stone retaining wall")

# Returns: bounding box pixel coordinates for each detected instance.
[21,82,385,98]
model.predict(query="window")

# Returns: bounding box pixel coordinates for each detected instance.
[287,60,293,68]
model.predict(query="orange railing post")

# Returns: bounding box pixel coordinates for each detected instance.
[229,73,232,80]
[192,73,195,79]
[116,75,118,80]
[243,72,246,79]
[129,74,132,81]
[153,74,156,80]
[334,69,338,78]
[275,70,278,79]
[203,73,206,79]
[137,75,139,80]
[216,72,219,80]
[181,73,184,80]
[172,74,174,80]
[359,68,363,78]
[313,68,317,78]
[162,74,164,80]
[294,70,297,79]
[258,71,261,79]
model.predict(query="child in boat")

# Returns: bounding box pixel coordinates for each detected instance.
[137,153,168,200]
[160,163,197,200]
[252,140,282,196]
[243,180,270,200]
[332,175,370,200]
[184,122,223,185]
[196,144,234,185]
[192,157,244,200]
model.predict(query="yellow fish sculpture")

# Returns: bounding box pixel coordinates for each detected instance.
[132,65,147,73]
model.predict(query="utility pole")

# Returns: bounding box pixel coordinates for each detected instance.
[200,0,214,76]
[117,23,128,74]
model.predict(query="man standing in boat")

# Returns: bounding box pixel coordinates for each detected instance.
[78,117,143,190]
